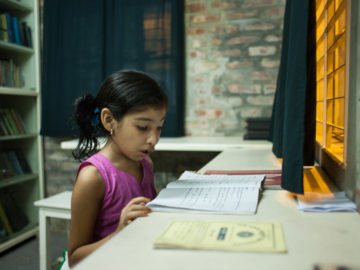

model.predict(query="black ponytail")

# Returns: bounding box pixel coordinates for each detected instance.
[72,94,103,160]
[72,70,168,161]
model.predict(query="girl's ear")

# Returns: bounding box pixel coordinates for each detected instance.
[100,108,115,133]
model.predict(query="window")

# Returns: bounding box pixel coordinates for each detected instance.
[315,0,348,167]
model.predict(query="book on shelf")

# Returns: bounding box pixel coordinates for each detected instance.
[147,171,265,214]
[0,13,9,42]
[0,151,16,178]
[0,12,28,47]
[20,21,32,48]
[0,190,28,232]
[9,108,25,134]
[0,58,23,88]
[7,151,23,175]
[0,149,31,180]
[0,212,9,240]
[0,117,7,136]
[11,16,21,45]
[4,13,13,43]
[0,108,26,135]
[0,154,10,178]
[14,150,31,174]
[204,169,282,190]
[0,201,13,237]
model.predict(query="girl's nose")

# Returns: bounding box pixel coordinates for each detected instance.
[147,131,159,146]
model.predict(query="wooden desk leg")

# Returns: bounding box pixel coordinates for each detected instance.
[39,209,51,270]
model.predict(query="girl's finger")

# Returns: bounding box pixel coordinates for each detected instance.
[128,196,151,205]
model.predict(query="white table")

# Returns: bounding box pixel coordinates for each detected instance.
[60,136,272,152]
[72,148,360,270]
[34,191,72,270]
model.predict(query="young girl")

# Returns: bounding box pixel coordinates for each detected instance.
[66,70,168,268]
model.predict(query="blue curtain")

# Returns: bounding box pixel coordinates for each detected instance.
[41,0,184,137]
[269,0,316,194]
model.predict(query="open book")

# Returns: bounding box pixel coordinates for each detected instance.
[147,171,265,214]
[204,169,282,190]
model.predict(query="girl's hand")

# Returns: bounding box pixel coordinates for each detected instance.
[117,197,151,231]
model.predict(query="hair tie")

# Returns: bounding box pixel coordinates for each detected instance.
[92,107,100,127]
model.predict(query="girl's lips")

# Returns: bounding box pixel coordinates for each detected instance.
[140,149,154,156]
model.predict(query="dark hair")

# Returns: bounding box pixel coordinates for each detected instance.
[72,70,168,161]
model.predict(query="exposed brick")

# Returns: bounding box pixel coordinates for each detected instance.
[245,23,275,31]
[191,39,207,48]
[190,14,220,23]
[228,84,262,94]
[195,109,207,116]
[265,7,285,18]
[234,74,243,80]
[210,26,223,33]
[198,99,206,105]
[242,0,276,8]
[240,108,263,118]
[195,109,223,118]
[264,34,282,42]
[216,49,242,57]
[186,3,206,13]
[193,61,219,72]
[226,25,239,33]
[197,89,209,95]
[263,84,277,94]
[248,46,276,56]
[261,58,280,68]
[190,50,207,58]
[250,71,272,80]
[184,0,285,136]
[226,11,257,20]
[187,27,206,35]
[212,86,222,94]
[227,36,258,45]
[226,61,253,69]
[224,97,243,106]
[212,38,222,45]
[211,2,236,9]
[195,75,205,82]
[246,95,274,106]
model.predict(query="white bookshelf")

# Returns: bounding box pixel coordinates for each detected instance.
[0,0,43,252]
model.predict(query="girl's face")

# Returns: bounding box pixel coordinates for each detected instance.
[111,106,167,162]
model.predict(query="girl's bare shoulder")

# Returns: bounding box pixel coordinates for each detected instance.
[74,164,104,201]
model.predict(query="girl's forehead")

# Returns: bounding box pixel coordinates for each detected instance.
[126,106,167,120]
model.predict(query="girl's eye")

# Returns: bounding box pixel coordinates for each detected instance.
[137,126,148,131]
[157,126,163,131]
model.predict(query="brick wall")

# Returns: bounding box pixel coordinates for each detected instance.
[185,0,285,136]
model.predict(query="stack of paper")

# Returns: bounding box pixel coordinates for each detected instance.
[153,219,287,253]
[297,192,357,212]
[147,171,265,214]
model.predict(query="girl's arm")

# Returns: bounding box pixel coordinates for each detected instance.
[67,165,151,267]
[67,165,105,267]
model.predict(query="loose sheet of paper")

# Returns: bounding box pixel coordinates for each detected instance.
[153,219,287,253]
[147,171,265,214]
[297,192,357,212]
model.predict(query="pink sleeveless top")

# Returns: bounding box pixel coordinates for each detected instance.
[76,153,157,241]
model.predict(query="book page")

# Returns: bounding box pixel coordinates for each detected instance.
[153,219,287,253]
[147,186,260,214]
[171,171,265,188]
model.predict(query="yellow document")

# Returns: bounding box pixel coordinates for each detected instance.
[153,219,287,253]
